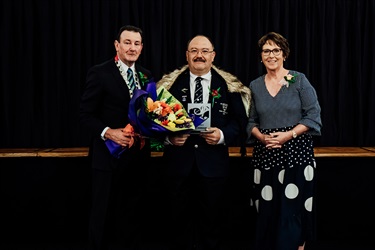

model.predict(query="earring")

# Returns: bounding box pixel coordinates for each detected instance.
[260,61,262,63]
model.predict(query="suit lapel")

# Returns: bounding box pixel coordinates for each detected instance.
[110,60,127,87]
[180,73,192,104]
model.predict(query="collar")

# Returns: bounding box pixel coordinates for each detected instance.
[118,59,136,73]
[189,71,212,82]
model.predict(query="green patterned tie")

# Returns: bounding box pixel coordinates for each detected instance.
[127,68,136,93]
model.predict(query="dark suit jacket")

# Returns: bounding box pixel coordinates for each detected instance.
[163,68,248,178]
[80,58,153,171]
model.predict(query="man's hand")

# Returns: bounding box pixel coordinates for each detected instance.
[169,133,190,146]
[200,127,221,145]
[106,127,134,148]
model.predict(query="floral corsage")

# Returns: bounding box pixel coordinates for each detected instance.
[279,73,297,88]
[209,87,221,107]
[138,71,151,86]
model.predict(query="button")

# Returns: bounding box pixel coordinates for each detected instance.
[194,144,198,148]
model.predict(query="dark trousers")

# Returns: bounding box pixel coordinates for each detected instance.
[161,165,228,250]
[88,166,146,250]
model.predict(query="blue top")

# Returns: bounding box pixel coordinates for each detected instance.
[246,70,322,142]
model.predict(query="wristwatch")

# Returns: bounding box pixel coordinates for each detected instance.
[291,130,297,138]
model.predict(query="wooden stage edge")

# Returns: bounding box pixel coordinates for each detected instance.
[1,146,375,158]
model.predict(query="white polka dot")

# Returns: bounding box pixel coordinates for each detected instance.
[255,199,259,212]
[305,197,313,212]
[304,165,314,181]
[285,183,299,199]
[261,185,273,201]
[254,169,261,184]
[278,169,285,184]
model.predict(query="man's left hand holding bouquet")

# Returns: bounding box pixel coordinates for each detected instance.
[104,123,138,148]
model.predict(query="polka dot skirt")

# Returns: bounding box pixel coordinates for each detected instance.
[251,126,316,250]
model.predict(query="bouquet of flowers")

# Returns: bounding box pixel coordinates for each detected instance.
[105,82,204,158]
[128,82,203,138]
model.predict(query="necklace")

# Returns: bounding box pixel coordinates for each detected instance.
[114,55,139,97]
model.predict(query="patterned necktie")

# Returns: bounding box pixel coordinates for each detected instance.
[194,77,203,103]
[127,68,137,93]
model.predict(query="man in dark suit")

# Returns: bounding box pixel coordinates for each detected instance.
[157,35,251,250]
[80,25,153,250]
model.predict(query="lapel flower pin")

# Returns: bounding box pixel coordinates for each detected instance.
[209,87,221,107]
[138,71,150,86]
[280,73,297,88]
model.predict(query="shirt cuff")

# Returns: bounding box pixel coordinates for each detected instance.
[101,127,110,141]
[218,130,225,144]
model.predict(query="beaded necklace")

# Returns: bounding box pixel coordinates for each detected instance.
[114,55,139,97]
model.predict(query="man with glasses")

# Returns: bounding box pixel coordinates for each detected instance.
[156,35,250,250]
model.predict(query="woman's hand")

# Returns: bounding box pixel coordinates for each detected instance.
[264,131,291,149]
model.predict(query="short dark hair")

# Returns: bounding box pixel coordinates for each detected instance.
[116,25,143,42]
[258,32,290,59]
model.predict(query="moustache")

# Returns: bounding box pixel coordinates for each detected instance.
[194,58,206,62]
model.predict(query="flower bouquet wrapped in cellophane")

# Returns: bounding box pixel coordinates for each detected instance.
[128,82,203,139]
[105,82,204,157]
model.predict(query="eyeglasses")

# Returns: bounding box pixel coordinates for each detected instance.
[188,49,214,56]
[262,48,282,56]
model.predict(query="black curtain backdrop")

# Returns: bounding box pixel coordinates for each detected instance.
[1,0,374,148]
